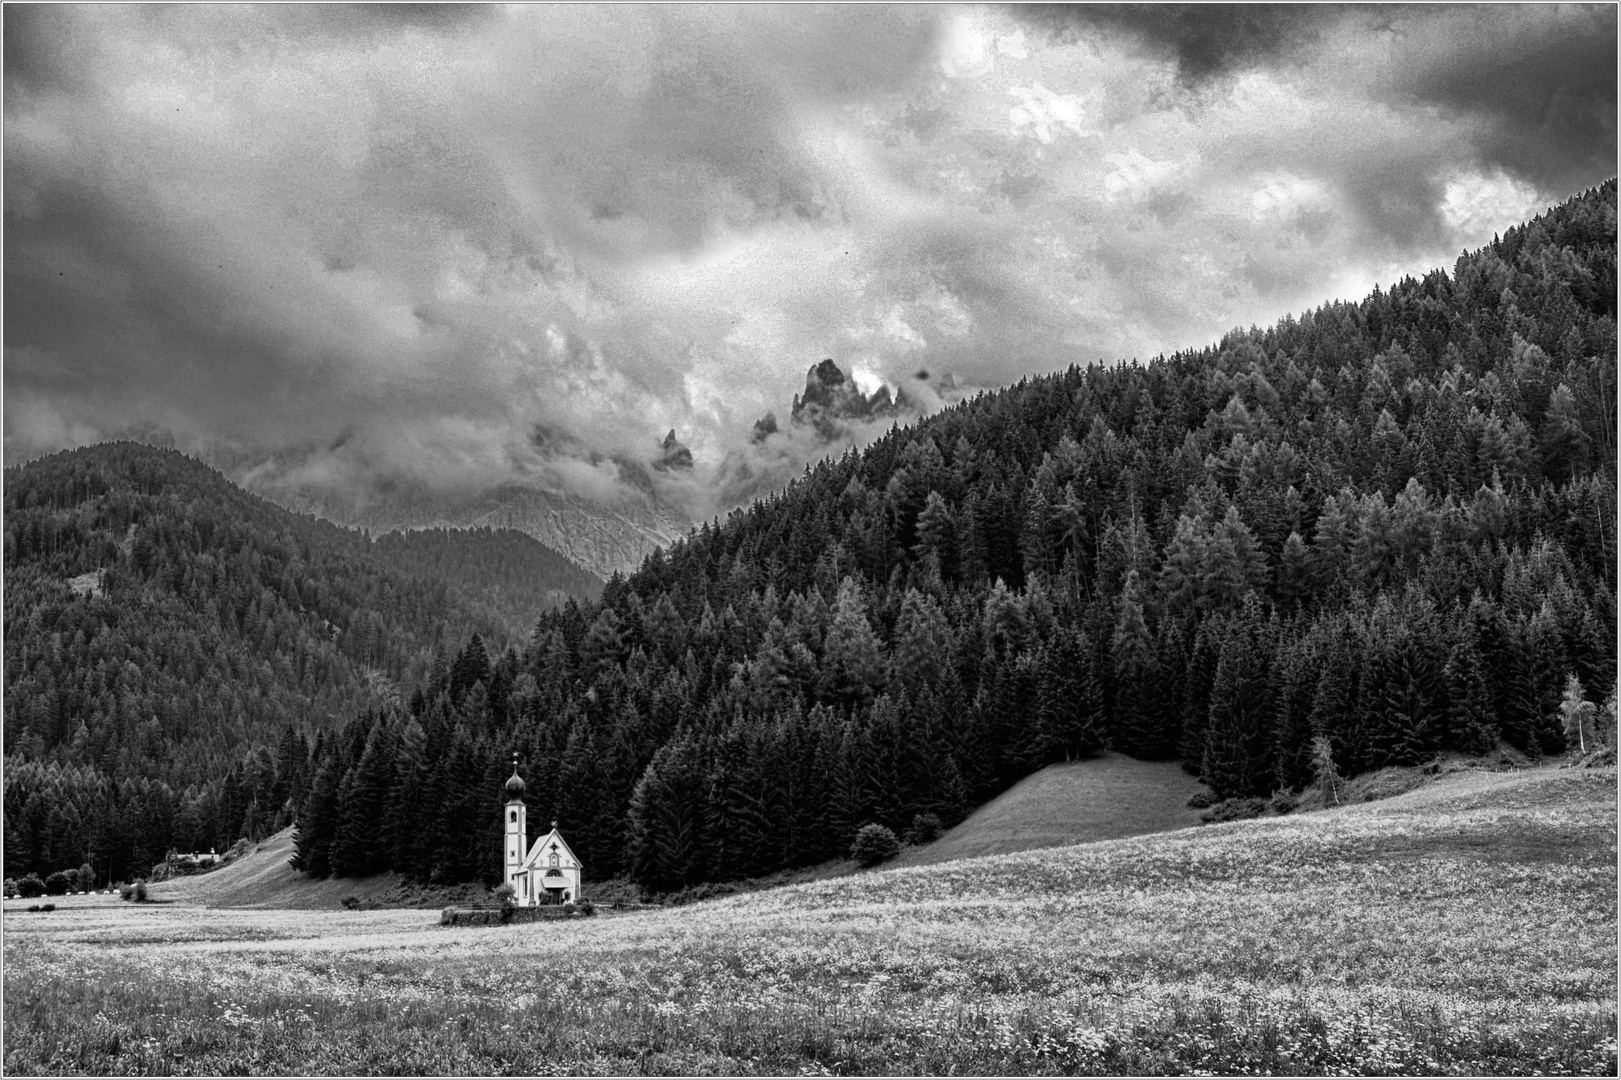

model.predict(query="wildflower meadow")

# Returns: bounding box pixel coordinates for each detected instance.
[4,766,1615,1075]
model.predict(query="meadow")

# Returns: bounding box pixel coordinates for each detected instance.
[4,765,1615,1076]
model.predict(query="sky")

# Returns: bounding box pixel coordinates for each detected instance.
[5,3,1616,515]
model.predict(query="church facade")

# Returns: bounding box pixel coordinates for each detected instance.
[502,767,583,904]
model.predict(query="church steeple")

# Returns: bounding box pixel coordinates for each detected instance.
[504,751,526,802]
[503,753,528,897]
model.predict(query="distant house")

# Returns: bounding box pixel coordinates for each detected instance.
[501,767,582,905]
[170,848,218,867]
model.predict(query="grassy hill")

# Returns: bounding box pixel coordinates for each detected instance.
[5,761,1613,1075]
[894,751,1209,868]
[147,829,486,912]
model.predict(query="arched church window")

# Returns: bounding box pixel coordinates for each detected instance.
[509,810,517,823]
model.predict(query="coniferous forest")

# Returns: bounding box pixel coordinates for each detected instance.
[7,182,1617,895]
[1,450,598,884]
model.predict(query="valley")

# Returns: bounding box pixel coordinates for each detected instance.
[4,764,1613,1075]
[5,7,1616,1076]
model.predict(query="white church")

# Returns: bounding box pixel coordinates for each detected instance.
[502,766,583,905]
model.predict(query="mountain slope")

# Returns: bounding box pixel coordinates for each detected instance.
[286,182,1618,894]
[892,752,1209,868]
[1,443,591,885]
[369,526,603,640]
[250,470,687,581]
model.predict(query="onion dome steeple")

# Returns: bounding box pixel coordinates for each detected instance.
[504,752,526,801]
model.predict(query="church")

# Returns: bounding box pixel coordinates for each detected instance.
[502,765,583,905]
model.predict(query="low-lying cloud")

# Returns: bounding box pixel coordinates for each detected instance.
[5,4,1614,520]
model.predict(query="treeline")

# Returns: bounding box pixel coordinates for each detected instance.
[288,182,1617,894]
[1,445,594,883]
[371,527,603,640]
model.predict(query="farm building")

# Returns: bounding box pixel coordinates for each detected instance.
[501,767,583,905]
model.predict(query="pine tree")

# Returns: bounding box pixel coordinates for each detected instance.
[330,723,395,877]
[820,577,886,708]
[1442,633,1498,753]
[1200,603,1277,798]
[1037,626,1105,761]
[625,733,709,893]
[290,761,342,879]
[1110,570,1163,757]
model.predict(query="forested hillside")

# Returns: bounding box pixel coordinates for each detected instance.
[369,527,603,641]
[1,446,597,883]
[291,182,1617,894]
[31,183,1616,897]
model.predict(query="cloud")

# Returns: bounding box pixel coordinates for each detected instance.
[1381,5,1617,194]
[1010,3,1344,86]
[4,4,1614,522]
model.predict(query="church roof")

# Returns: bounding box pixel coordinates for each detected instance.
[522,826,582,870]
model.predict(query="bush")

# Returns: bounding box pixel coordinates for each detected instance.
[851,823,902,867]
[340,896,361,910]
[3,879,15,899]
[1187,789,1219,809]
[493,882,517,923]
[17,874,46,898]
[120,884,136,901]
[134,880,148,902]
[41,903,55,912]
[579,900,596,916]
[562,902,577,916]
[44,872,69,896]
[1200,797,1271,824]
[905,812,944,845]
[27,904,41,913]
[1269,790,1300,815]
[78,862,95,891]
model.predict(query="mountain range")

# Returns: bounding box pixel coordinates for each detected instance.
[219,359,948,581]
[5,181,1615,893]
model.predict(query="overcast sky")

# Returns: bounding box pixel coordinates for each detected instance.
[5,4,1615,512]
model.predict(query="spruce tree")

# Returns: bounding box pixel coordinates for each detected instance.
[290,761,342,879]
[1200,603,1278,798]
[1442,633,1498,753]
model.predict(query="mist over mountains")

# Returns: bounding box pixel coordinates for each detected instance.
[9,5,1613,555]
[166,357,964,580]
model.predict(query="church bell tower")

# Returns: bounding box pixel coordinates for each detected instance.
[503,754,527,894]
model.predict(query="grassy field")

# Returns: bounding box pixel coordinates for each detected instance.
[141,829,490,911]
[893,751,1209,868]
[4,764,1615,1075]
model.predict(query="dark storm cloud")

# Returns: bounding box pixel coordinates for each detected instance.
[4,5,1614,520]
[1010,3,1346,85]
[3,4,97,96]
[1013,4,1617,199]
[1389,5,1618,194]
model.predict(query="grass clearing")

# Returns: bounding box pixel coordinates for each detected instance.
[893,751,1210,869]
[4,765,1615,1075]
[145,829,488,911]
